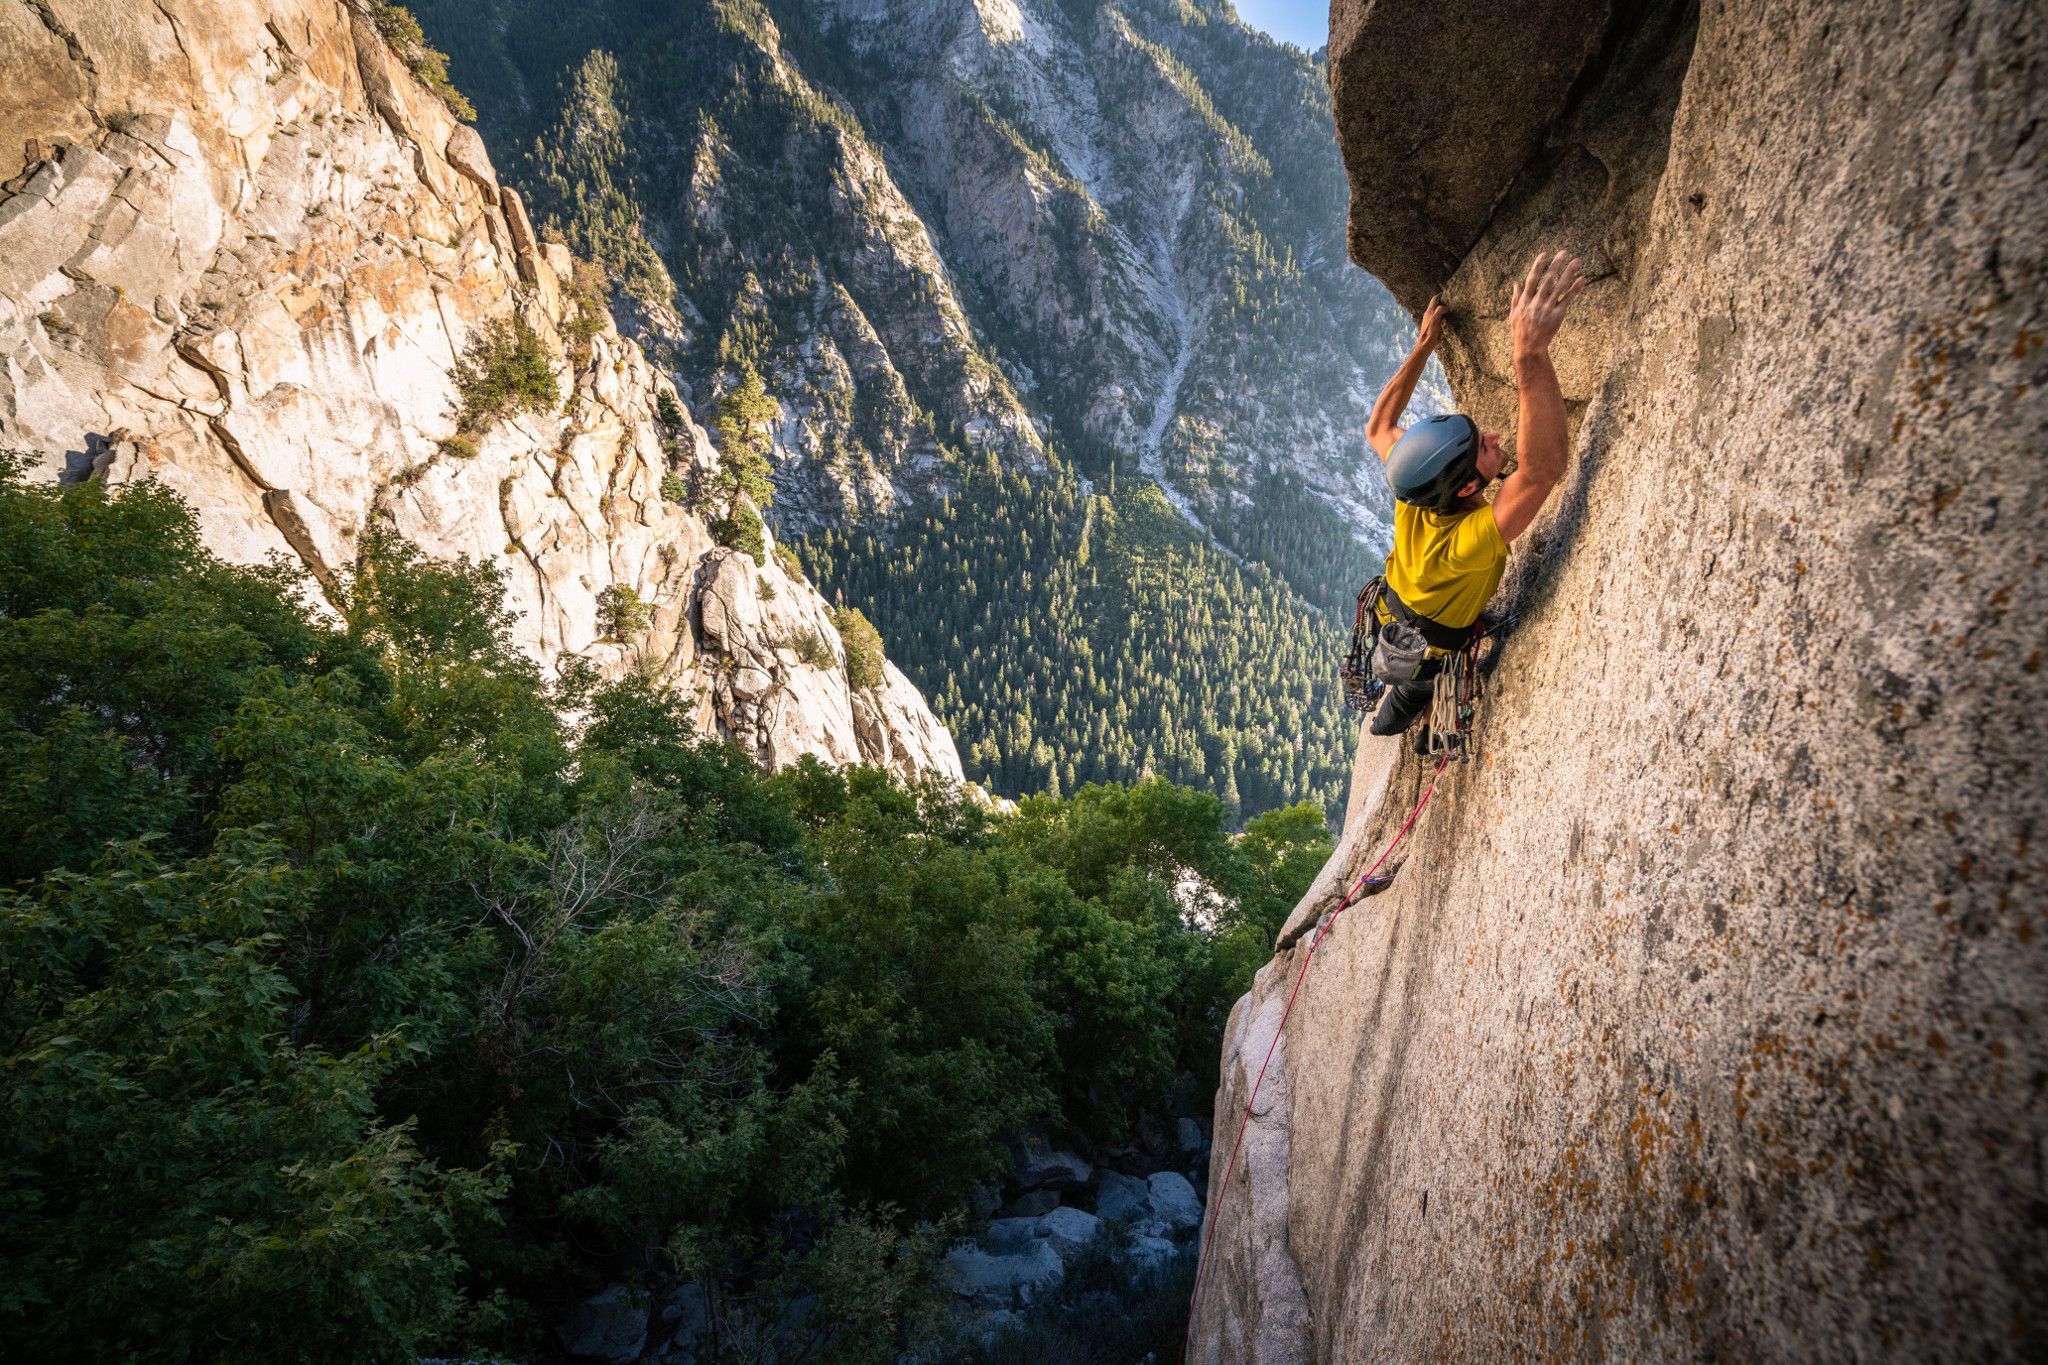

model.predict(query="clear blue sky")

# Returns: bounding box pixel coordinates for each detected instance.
[1230,0,1328,52]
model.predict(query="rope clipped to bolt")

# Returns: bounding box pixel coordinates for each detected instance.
[1179,754,1453,1360]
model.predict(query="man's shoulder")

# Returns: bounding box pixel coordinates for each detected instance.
[1454,502,1508,560]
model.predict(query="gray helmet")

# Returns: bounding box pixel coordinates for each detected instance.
[1386,414,1481,511]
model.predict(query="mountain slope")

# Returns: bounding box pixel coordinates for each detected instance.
[411,0,1434,814]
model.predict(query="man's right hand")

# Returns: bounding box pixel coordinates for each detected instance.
[1509,251,1585,358]
[1492,251,1584,544]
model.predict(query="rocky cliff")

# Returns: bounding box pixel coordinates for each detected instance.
[0,0,963,785]
[1194,1,2046,1360]
[415,0,1425,572]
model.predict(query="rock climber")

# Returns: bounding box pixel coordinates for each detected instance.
[1360,249,1586,738]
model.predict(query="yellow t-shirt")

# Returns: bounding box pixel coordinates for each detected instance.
[1384,500,1508,630]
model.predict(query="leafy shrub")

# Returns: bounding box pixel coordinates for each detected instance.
[452,316,558,431]
[711,503,766,565]
[367,3,475,121]
[656,390,684,432]
[775,541,805,581]
[791,629,835,670]
[831,605,885,691]
[437,434,479,460]
[660,470,689,504]
[563,260,608,364]
[595,583,652,640]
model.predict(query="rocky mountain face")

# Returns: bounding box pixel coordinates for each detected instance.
[393,0,1424,818]
[0,0,962,785]
[1193,0,2045,1360]
[415,0,1420,574]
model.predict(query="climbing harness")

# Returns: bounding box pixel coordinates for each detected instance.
[1341,577,1493,761]
[1180,754,1453,1361]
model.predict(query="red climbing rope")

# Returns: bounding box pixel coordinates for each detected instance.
[1180,754,1452,1362]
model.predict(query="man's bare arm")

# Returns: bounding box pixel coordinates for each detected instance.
[1366,295,1445,459]
[1491,253,1585,543]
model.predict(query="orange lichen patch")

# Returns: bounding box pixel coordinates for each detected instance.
[346,253,438,316]
[279,281,331,327]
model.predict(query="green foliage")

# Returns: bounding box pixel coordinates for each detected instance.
[0,464,1323,1357]
[451,315,559,430]
[831,605,885,690]
[798,457,1358,823]
[940,1237,1198,1364]
[1210,466,1383,616]
[791,628,835,670]
[368,2,475,121]
[707,363,777,563]
[656,389,685,432]
[595,583,653,640]
[661,470,689,504]
[711,502,767,564]
[562,258,610,363]
[437,433,480,460]
[774,540,805,581]
[712,363,777,512]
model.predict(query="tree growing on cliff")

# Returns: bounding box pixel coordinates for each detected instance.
[596,583,652,641]
[832,606,885,691]
[367,3,474,121]
[451,315,559,432]
[710,363,777,564]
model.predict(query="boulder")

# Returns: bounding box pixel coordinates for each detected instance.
[998,1187,1060,1219]
[556,1285,648,1364]
[1126,1233,1178,1274]
[942,1240,1063,1308]
[1035,1205,1102,1258]
[1094,1169,1152,1224]
[1009,1136,1092,1191]
[442,123,498,203]
[983,1216,1040,1253]
[1176,1117,1205,1154]
[1137,1113,1171,1158]
[655,1282,705,1346]
[1145,1171,1202,1235]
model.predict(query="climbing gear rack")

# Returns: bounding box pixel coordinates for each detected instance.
[1424,621,1489,762]
[1341,577,1387,713]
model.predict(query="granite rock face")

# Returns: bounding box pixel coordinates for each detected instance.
[0,0,962,787]
[1195,1,2047,1360]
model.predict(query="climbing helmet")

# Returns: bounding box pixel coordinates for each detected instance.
[1386,413,1482,512]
